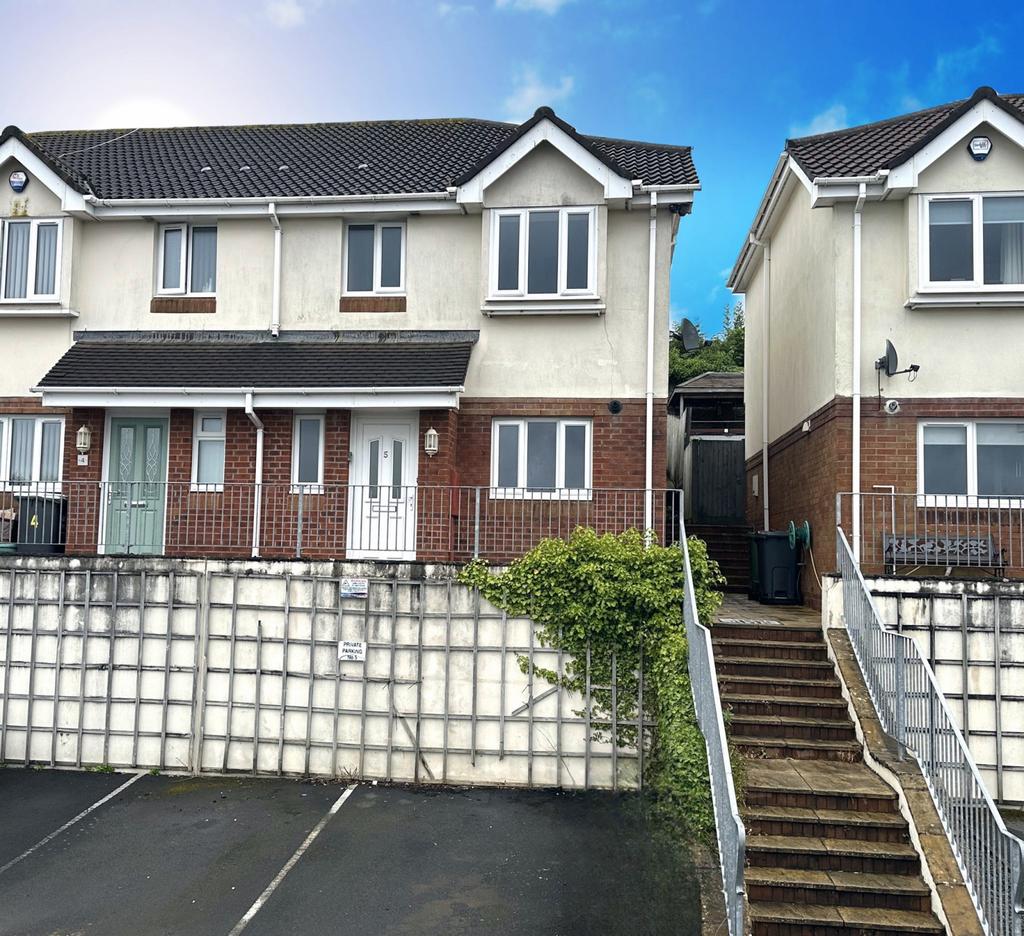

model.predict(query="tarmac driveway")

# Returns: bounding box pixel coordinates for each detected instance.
[0,768,699,936]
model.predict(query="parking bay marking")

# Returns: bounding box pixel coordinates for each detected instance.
[226,784,358,936]
[0,770,146,876]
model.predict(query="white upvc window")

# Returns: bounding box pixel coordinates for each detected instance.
[489,206,596,299]
[921,193,1024,290]
[0,218,63,303]
[191,410,226,490]
[918,419,1024,507]
[291,413,325,491]
[157,223,218,295]
[0,415,64,487]
[343,221,406,295]
[490,417,592,499]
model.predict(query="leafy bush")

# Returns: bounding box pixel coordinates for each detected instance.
[459,527,725,836]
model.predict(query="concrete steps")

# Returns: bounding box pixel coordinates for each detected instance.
[709,604,944,936]
[690,524,751,591]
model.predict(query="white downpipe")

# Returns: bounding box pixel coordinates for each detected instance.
[852,183,866,562]
[245,392,265,558]
[269,203,282,338]
[749,235,771,532]
[644,192,658,535]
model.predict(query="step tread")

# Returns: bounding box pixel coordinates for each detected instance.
[733,735,861,752]
[718,675,842,689]
[744,805,907,828]
[716,655,835,668]
[747,834,918,859]
[712,637,826,650]
[743,759,896,798]
[721,693,847,709]
[748,901,942,932]
[746,867,929,894]
[730,713,853,729]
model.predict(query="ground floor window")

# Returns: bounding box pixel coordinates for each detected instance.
[491,417,591,496]
[192,410,226,489]
[919,420,1024,499]
[292,414,325,489]
[0,415,63,486]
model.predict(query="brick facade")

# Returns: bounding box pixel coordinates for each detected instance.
[54,397,667,562]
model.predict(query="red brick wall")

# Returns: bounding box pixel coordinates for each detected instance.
[62,408,105,555]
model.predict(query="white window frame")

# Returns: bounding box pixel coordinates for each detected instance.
[157,223,217,296]
[291,413,325,493]
[0,415,65,490]
[488,206,597,299]
[917,419,1024,508]
[490,417,592,500]
[920,193,1024,292]
[342,221,406,295]
[0,218,63,303]
[190,410,226,491]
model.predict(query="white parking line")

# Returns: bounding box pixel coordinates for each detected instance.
[226,784,358,936]
[0,770,146,876]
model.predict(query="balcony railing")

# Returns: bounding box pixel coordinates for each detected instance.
[837,491,1024,576]
[0,481,682,563]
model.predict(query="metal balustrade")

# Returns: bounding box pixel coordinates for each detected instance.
[0,481,682,563]
[837,527,1024,936]
[681,513,745,936]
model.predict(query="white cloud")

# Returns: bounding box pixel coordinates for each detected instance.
[264,0,319,29]
[503,67,575,122]
[91,97,198,129]
[437,1,474,13]
[789,104,848,138]
[495,0,574,13]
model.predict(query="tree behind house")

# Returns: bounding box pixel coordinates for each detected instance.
[669,302,744,389]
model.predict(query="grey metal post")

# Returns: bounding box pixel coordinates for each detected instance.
[296,488,305,558]
[473,487,481,559]
[894,637,907,753]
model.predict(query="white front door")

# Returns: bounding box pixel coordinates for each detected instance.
[348,413,419,560]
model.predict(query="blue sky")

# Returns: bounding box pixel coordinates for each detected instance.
[3,0,1022,333]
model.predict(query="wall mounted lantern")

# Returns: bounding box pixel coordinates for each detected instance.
[424,426,439,457]
[76,425,92,454]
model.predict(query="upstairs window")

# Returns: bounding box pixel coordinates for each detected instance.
[923,195,1024,288]
[0,415,64,486]
[490,207,596,298]
[491,418,591,498]
[343,222,405,294]
[0,219,62,302]
[158,224,217,295]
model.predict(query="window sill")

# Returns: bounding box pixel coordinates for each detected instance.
[916,494,1024,509]
[290,483,326,495]
[0,306,79,318]
[189,483,224,493]
[151,297,217,314]
[481,298,605,317]
[340,296,407,313]
[489,488,593,501]
[906,292,1024,309]
[0,483,64,495]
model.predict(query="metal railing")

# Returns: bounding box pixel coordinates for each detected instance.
[681,512,745,936]
[837,526,1024,936]
[838,490,1024,575]
[0,481,682,563]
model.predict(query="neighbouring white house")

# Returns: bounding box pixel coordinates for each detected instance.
[0,107,699,562]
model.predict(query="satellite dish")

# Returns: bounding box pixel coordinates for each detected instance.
[876,340,899,378]
[679,318,702,352]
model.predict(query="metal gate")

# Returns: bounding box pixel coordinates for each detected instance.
[0,565,648,790]
[691,438,745,523]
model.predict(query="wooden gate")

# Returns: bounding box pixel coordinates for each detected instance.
[690,437,745,522]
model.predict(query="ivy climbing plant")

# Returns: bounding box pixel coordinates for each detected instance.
[459,527,726,837]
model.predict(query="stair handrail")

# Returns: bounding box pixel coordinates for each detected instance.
[836,526,1024,936]
[681,513,746,936]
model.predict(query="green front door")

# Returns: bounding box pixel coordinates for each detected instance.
[105,417,168,554]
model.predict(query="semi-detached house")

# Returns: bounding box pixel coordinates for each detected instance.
[0,108,697,562]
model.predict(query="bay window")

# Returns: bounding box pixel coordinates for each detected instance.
[158,223,218,295]
[923,194,1024,288]
[490,207,596,297]
[1,218,62,302]
[919,420,1024,503]
[343,222,405,294]
[491,418,591,497]
[0,415,64,486]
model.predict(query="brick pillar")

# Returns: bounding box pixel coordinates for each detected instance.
[416,409,459,561]
[63,408,105,555]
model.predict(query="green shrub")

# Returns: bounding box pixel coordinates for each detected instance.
[459,527,725,837]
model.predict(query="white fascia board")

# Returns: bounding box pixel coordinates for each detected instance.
[90,195,460,220]
[811,178,888,207]
[37,387,463,409]
[0,138,92,217]
[887,99,1024,191]
[456,118,634,204]
[727,153,793,291]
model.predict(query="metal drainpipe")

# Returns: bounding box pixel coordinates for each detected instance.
[644,192,658,535]
[269,203,281,338]
[852,183,866,561]
[245,392,264,558]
